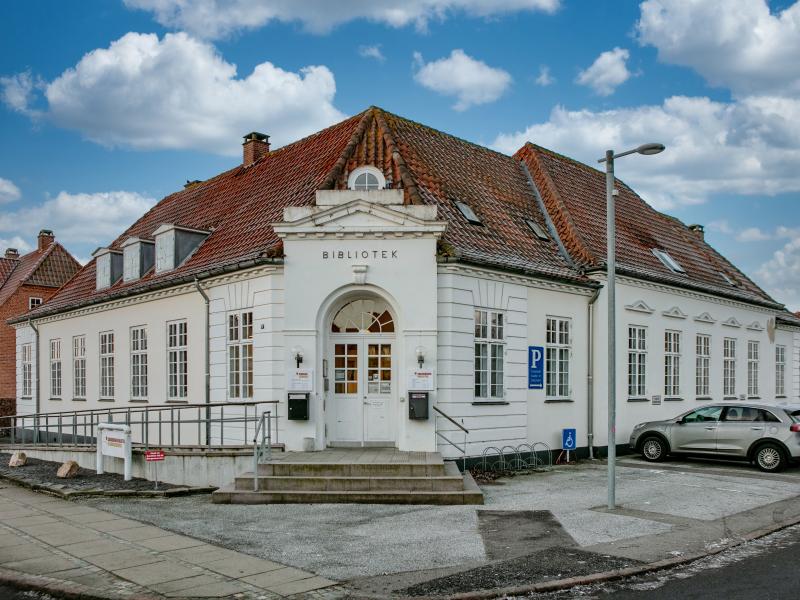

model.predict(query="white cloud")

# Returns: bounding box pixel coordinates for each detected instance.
[4,32,345,155]
[0,236,32,254]
[0,71,43,117]
[413,49,512,111]
[0,191,155,249]
[707,220,733,235]
[535,65,554,86]
[757,234,800,311]
[575,47,631,96]
[359,45,385,62]
[637,0,800,96]
[492,95,800,209]
[736,227,771,242]
[124,0,560,39]
[0,178,21,204]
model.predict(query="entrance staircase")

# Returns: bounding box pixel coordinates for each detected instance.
[211,449,483,505]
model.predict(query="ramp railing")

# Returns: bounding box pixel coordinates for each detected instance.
[433,405,469,471]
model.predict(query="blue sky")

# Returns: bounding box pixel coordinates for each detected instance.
[1,1,799,307]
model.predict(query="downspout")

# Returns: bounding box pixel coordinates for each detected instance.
[586,287,601,459]
[27,318,40,415]
[194,278,211,446]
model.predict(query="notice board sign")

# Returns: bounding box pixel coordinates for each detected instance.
[528,346,544,390]
[145,450,165,462]
[408,369,435,391]
[289,368,314,392]
[100,428,128,459]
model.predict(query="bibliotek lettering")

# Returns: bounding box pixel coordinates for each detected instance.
[322,250,398,260]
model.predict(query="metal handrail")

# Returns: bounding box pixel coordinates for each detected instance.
[432,405,469,471]
[0,400,279,451]
[252,410,273,491]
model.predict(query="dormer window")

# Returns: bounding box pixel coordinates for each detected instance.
[93,248,123,290]
[122,237,155,282]
[347,166,385,191]
[153,224,209,274]
[652,248,685,274]
[455,201,482,225]
[525,219,549,240]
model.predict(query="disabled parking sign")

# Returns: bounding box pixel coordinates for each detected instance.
[528,346,544,389]
[562,428,576,451]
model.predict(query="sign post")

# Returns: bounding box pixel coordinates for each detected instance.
[96,423,132,481]
[145,450,165,490]
[528,346,544,390]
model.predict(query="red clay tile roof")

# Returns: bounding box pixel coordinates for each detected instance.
[0,243,81,306]
[20,107,782,320]
[0,257,16,288]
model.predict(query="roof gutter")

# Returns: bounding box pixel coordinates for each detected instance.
[194,277,211,446]
[437,256,599,291]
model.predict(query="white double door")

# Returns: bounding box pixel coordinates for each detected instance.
[329,337,394,446]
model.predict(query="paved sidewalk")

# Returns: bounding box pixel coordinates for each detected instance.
[0,482,338,598]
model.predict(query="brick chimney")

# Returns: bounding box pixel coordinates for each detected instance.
[38,229,55,251]
[242,132,270,166]
[688,224,704,240]
[4,248,19,259]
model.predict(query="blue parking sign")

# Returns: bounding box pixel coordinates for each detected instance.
[528,346,544,389]
[562,428,576,451]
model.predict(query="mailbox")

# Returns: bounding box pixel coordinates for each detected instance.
[408,391,429,420]
[288,392,309,420]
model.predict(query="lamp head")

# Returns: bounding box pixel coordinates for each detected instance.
[636,143,665,156]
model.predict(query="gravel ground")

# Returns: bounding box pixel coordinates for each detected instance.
[0,452,180,491]
[401,547,640,597]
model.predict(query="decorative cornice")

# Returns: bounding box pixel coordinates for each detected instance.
[694,312,717,324]
[722,316,742,328]
[662,306,688,319]
[438,263,594,296]
[746,320,764,331]
[625,300,655,314]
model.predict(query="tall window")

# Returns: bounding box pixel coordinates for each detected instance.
[696,334,710,397]
[776,345,786,397]
[627,326,647,397]
[228,311,254,398]
[747,340,759,397]
[100,331,114,399]
[474,309,504,400]
[50,339,62,398]
[167,321,188,399]
[130,326,148,399]
[546,317,571,398]
[723,338,736,396]
[664,330,681,397]
[73,335,86,399]
[21,343,32,397]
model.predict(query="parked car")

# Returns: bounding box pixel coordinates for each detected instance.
[629,402,800,472]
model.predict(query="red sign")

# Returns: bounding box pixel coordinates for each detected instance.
[145,450,165,462]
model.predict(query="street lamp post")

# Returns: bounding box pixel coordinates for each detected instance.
[598,143,664,510]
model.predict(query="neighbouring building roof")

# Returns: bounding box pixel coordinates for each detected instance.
[18,107,784,322]
[0,243,82,307]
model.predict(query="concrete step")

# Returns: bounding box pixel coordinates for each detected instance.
[257,462,446,478]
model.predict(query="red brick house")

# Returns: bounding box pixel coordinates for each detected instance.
[0,230,80,424]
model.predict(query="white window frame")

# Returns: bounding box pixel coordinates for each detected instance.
[747,340,759,397]
[21,343,32,397]
[167,320,188,400]
[776,345,786,397]
[474,309,504,401]
[50,339,62,398]
[546,316,571,399]
[347,165,385,191]
[696,334,710,397]
[723,338,736,397]
[664,330,681,397]
[130,326,148,400]
[73,335,86,399]
[227,311,254,399]
[29,297,43,310]
[99,331,115,399]
[627,326,647,398]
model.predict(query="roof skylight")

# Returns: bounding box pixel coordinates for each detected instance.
[652,248,685,274]
[720,272,737,286]
[525,219,549,240]
[455,201,482,225]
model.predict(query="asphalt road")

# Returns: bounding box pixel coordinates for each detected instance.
[526,523,800,600]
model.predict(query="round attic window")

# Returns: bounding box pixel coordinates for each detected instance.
[348,166,385,191]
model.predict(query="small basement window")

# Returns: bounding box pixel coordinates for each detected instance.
[455,201,482,225]
[525,219,549,240]
[652,248,685,274]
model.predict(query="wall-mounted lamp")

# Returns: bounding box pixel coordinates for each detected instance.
[415,346,426,369]
[291,346,304,369]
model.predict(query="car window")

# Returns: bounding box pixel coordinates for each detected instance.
[683,406,723,423]
[758,409,781,423]
[784,409,800,423]
[723,407,759,422]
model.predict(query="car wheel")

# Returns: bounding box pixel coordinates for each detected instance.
[640,436,667,462]
[754,443,786,472]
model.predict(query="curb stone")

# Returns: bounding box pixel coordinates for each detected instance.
[0,566,165,600]
[0,471,217,500]
[347,512,800,600]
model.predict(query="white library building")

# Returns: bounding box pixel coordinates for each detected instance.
[12,107,800,461]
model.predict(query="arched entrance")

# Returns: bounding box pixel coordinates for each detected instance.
[327,298,396,446]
